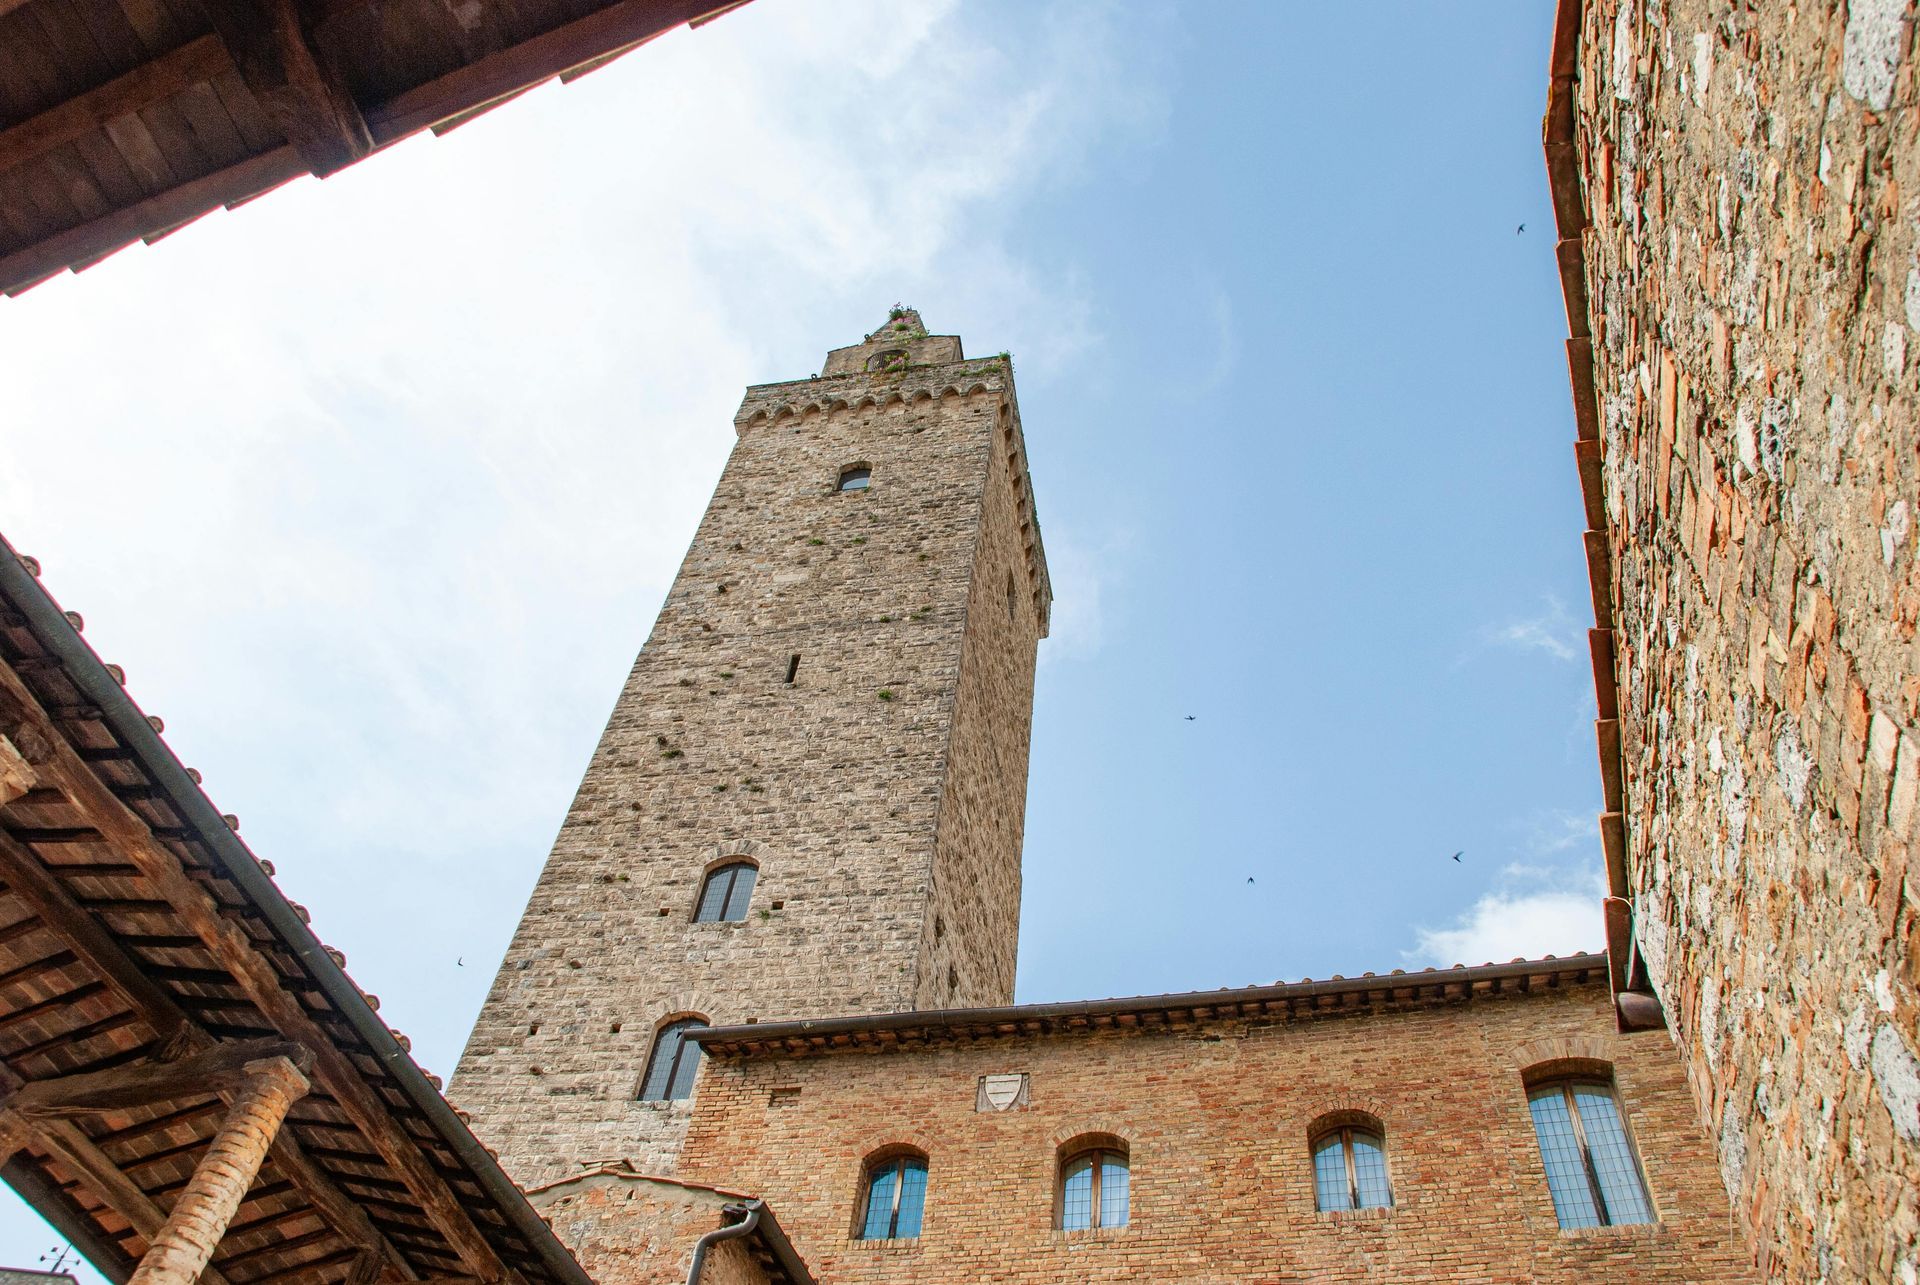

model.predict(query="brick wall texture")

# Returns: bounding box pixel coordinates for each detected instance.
[1563,1,1920,1278]
[449,313,1048,1184]
[677,982,1752,1283]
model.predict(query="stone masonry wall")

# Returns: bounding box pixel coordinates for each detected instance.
[1561,1,1920,1277]
[531,1172,770,1285]
[450,324,1048,1186]
[680,983,1753,1283]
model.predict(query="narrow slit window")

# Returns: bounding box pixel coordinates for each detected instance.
[1006,571,1017,621]
[785,653,800,684]
[637,1018,707,1101]
[694,862,757,923]
[1527,1078,1654,1228]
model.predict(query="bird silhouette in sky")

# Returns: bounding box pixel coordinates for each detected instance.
[1451,851,1463,863]
[1246,877,1255,884]
[457,957,464,967]
[1184,715,1196,721]
[1516,224,1525,234]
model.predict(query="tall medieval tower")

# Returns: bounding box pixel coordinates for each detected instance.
[452,310,1050,1183]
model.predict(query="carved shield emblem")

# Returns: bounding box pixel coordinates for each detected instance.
[977,1073,1030,1112]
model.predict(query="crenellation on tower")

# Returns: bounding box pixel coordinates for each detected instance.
[453,309,1048,1184]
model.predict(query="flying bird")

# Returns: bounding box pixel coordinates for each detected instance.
[1246,877,1255,884]
[1451,851,1463,863]
[456,957,464,967]
[1516,223,1525,234]
[1184,715,1196,721]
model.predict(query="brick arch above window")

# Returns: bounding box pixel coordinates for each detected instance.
[1509,1034,1616,1077]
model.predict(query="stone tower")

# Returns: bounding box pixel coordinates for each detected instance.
[452,309,1050,1182]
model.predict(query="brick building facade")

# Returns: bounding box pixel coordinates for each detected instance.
[1548,0,1920,1277]
[453,309,1764,1282]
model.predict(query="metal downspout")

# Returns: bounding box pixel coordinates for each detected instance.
[687,1201,762,1285]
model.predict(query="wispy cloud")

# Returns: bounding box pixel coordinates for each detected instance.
[1481,594,1581,662]
[1406,865,1606,968]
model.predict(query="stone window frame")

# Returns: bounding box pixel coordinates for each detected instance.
[691,856,758,924]
[850,1144,931,1243]
[1054,1131,1130,1232]
[1306,1109,1394,1213]
[634,1011,709,1103]
[836,462,873,493]
[1518,1057,1659,1231]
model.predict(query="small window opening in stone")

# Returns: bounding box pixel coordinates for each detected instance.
[638,1017,708,1101]
[785,653,801,684]
[1006,571,1017,621]
[934,916,945,941]
[527,1022,540,1037]
[838,466,871,492]
[865,349,907,373]
[947,964,958,991]
[695,861,758,923]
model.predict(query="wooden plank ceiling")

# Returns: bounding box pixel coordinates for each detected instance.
[0,532,593,1285]
[0,0,751,295]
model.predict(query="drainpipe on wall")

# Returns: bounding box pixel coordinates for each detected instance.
[687,1201,762,1285]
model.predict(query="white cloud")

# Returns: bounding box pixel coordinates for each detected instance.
[1482,593,1581,662]
[1407,866,1606,968]
[0,4,1171,1274]
[0,0,1168,1080]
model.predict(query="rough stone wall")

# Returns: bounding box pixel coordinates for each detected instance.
[531,1172,771,1285]
[450,320,1048,1185]
[1560,1,1920,1277]
[679,985,1750,1283]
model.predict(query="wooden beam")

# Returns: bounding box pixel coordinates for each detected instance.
[197,0,371,176]
[0,734,36,805]
[0,36,232,176]
[21,1112,238,1285]
[365,0,735,142]
[0,664,507,1281]
[0,145,305,296]
[0,830,415,1278]
[4,1039,312,1119]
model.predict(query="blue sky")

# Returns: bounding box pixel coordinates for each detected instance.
[0,1,1597,1268]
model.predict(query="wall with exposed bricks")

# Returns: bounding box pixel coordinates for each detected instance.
[1549,0,1920,1277]
[676,982,1752,1283]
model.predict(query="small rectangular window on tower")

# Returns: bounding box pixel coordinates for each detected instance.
[784,653,800,685]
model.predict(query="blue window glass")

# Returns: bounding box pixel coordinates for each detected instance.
[858,1156,927,1240]
[638,1018,706,1101]
[1528,1080,1654,1228]
[1312,1128,1392,1211]
[1060,1148,1128,1229]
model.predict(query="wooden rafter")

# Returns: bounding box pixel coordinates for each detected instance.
[0,829,419,1280]
[4,1038,312,1119]
[0,663,507,1282]
[196,0,372,177]
[0,36,234,177]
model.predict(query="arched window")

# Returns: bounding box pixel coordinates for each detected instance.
[1527,1076,1654,1228]
[694,861,756,922]
[1059,1142,1128,1230]
[637,1018,707,1101]
[1311,1118,1392,1211]
[865,349,907,372]
[837,466,871,492]
[857,1152,928,1240]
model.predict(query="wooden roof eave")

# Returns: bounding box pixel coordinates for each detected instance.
[0,538,593,1285]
